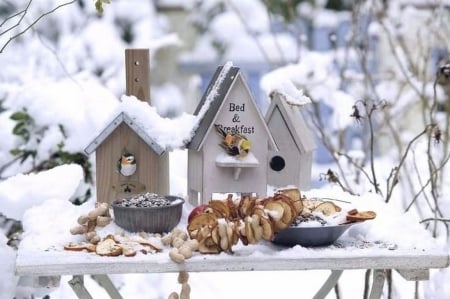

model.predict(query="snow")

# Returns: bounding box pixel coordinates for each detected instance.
[0,76,119,171]
[89,61,235,151]
[215,151,259,164]
[0,164,84,221]
[2,0,450,298]
[3,163,445,299]
[108,95,197,150]
[0,110,446,292]
[194,61,234,121]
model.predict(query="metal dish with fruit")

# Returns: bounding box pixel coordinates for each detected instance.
[272,197,376,247]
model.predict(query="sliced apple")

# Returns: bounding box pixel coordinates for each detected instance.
[314,201,341,216]
[346,210,376,222]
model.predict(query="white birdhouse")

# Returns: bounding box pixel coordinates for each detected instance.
[265,91,316,190]
[187,64,276,206]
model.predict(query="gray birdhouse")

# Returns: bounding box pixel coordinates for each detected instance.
[265,91,316,190]
[84,49,169,204]
[187,65,276,206]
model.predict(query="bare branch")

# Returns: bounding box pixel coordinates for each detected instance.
[420,217,450,224]
[405,151,450,212]
[0,0,78,53]
[0,0,32,31]
[336,151,374,187]
[385,124,435,203]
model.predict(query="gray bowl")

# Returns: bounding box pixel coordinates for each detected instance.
[272,223,354,247]
[111,195,184,233]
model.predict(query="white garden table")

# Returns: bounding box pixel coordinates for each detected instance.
[15,240,449,299]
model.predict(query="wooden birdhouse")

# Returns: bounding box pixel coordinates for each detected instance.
[265,91,316,190]
[187,64,276,206]
[84,49,169,204]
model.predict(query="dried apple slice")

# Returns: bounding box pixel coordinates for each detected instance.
[252,205,265,217]
[225,194,239,220]
[250,214,263,242]
[187,213,218,238]
[198,237,220,254]
[207,200,231,219]
[275,196,296,225]
[96,238,122,256]
[64,243,96,252]
[314,201,341,216]
[211,224,220,245]
[346,210,376,222]
[260,216,274,241]
[273,217,290,232]
[263,200,284,222]
[227,221,239,247]
[276,187,301,201]
[302,199,324,213]
[238,196,256,218]
[244,216,256,244]
[118,244,137,257]
[276,188,303,215]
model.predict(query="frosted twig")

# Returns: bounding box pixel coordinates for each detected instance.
[385,124,434,203]
[0,0,77,53]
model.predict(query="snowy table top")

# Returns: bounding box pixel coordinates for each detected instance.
[15,240,449,278]
[10,171,450,280]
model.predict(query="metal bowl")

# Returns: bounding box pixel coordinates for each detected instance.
[111,195,184,233]
[272,222,354,247]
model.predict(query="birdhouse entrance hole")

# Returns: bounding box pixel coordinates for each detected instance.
[270,155,286,172]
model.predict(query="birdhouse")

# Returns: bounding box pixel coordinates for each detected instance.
[84,49,170,204]
[187,64,276,206]
[265,91,316,190]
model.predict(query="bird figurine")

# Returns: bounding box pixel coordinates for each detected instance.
[117,152,137,176]
[215,124,251,158]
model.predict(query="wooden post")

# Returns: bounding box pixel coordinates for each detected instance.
[125,49,151,103]
[123,48,170,197]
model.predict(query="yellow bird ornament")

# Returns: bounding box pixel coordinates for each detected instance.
[215,124,251,158]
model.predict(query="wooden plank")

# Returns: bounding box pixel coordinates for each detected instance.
[91,275,124,299]
[16,248,449,277]
[68,276,94,299]
[125,49,150,102]
[313,270,343,299]
[368,269,386,299]
[396,269,430,281]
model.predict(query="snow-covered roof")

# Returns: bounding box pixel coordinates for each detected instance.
[188,64,276,151]
[84,112,165,156]
[265,92,316,154]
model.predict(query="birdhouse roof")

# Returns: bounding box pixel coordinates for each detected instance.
[265,91,316,154]
[188,64,276,151]
[83,112,165,156]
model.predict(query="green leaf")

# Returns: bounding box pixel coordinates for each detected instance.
[10,111,29,121]
[12,123,29,138]
[10,148,22,156]
[95,0,103,14]
[94,0,111,14]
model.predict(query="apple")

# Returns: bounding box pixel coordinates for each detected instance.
[188,204,207,223]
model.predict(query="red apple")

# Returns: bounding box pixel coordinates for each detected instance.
[188,204,207,223]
